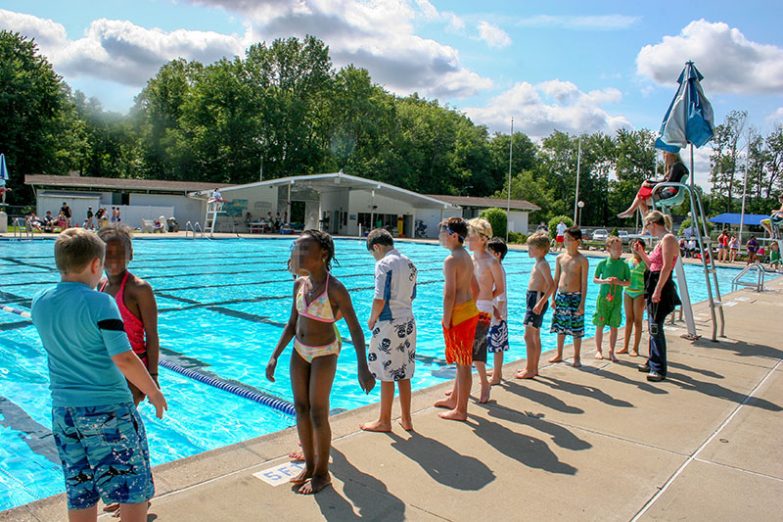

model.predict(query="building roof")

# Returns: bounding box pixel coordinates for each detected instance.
[190,172,458,210]
[26,174,230,194]
[429,194,540,212]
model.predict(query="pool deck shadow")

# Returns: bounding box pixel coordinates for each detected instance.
[5,275,783,521]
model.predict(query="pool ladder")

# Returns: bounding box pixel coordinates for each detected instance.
[731,262,766,293]
[12,217,33,240]
[184,221,205,239]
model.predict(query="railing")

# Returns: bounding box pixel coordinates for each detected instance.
[184,221,204,239]
[731,262,766,293]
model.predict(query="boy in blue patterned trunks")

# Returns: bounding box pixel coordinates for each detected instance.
[31,229,167,522]
[548,227,589,368]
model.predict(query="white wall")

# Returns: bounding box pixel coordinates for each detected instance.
[414,207,462,239]
[319,188,350,235]
[508,210,530,234]
[129,193,204,225]
[346,190,419,236]
[116,205,175,229]
[38,193,101,225]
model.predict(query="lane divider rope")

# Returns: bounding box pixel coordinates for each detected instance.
[1,305,31,319]
[158,359,296,416]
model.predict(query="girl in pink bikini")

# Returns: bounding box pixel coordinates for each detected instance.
[98,225,160,403]
[266,230,375,495]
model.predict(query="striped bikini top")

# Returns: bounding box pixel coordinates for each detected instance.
[296,274,336,323]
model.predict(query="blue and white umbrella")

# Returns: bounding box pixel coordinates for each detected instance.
[655,61,714,152]
[0,153,8,187]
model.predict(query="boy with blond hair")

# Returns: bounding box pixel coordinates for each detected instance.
[592,236,631,362]
[548,227,589,367]
[517,232,555,378]
[31,228,166,522]
[466,218,504,403]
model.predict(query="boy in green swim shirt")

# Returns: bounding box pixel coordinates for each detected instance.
[593,236,630,361]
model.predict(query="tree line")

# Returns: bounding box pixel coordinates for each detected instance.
[1,30,781,226]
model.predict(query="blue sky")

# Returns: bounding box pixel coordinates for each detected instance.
[2,1,782,185]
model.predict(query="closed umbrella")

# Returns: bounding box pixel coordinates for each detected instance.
[0,153,9,205]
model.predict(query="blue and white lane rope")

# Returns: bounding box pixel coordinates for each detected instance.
[159,359,296,417]
[1,305,31,319]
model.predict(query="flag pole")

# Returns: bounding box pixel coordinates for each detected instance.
[506,118,513,242]
[573,137,582,223]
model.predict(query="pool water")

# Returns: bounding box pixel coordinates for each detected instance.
[0,238,739,511]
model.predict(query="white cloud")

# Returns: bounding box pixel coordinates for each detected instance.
[637,19,783,94]
[189,0,491,98]
[515,15,639,30]
[766,107,783,124]
[0,9,246,86]
[464,80,630,138]
[477,21,511,49]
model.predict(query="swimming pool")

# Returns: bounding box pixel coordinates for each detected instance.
[0,238,739,511]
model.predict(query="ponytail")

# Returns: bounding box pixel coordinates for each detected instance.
[644,210,672,232]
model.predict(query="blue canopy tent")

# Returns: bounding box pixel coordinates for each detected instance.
[709,213,768,227]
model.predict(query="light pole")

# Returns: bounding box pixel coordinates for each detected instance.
[577,200,585,227]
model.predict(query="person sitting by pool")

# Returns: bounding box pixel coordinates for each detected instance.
[266,230,375,494]
[617,151,688,219]
[760,194,783,239]
[42,211,55,232]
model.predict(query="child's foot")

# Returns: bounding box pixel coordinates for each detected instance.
[515,369,537,379]
[290,468,314,485]
[616,348,629,354]
[443,390,452,397]
[548,355,563,363]
[609,352,618,362]
[479,384,491,404]
[572,358,582,368]
[630,350,639,357]
[360,420,392,433]
[298,473,332,495]
[594,351,604,360]
[398,418,414,431]
[488,376,502,385]
[438,409,468,421]
[288,450,305,462]
[434,397,456,409]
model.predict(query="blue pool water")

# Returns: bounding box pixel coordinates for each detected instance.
[0,238,739,511]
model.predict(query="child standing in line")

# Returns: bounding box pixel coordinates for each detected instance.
[466,218,505,403]
[97,225,161,406]
[548,227,589,367]
[618,239,647,357]
[361,229,418,433]
[433,217,480,421]
[592,236,631,362]
[486,237,510,385]
[266,230,375,494]
[516,232,555,379]
[31,229,166,522]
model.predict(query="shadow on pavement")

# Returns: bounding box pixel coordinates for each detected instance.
[470,416,577,475]
[476,402,592,451]
[503,381,585,414]
[315,448,406,521]
[692,338,783,361]
[387,431,495,490]
[534,375,635,408]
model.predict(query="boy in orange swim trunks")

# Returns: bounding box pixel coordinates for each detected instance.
[434,217,479,422]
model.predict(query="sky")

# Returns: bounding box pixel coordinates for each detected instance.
[2,0,783,188]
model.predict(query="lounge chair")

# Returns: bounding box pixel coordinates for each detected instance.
[141,219,155,233]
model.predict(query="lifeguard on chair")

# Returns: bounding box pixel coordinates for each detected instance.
[617,151,689,219]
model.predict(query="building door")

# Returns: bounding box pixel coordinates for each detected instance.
[290,201,306,226]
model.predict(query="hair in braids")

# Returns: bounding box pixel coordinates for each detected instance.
[301,229,336,271]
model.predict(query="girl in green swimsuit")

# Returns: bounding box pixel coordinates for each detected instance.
[619,239,647,357]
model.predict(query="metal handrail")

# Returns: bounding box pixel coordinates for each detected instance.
[651,180,725,341]
[731,262,765,292]
[184,220,194,239]
[12,217,32,239]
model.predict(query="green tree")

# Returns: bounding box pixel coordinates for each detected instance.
[710,110,748,212]
[479,208,507,239]
[0,31,87,202]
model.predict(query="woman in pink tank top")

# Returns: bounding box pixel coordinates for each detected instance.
[632,211,680,382]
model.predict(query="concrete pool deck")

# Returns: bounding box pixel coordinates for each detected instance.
[4,275,782,521]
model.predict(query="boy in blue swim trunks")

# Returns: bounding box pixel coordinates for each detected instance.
[31,229,167,522]
[548,227,589,367]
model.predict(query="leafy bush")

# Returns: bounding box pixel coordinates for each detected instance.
[610,227,619,237]
[479,207,507,239]
[547,215,574,240]
[507,231,527,244]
